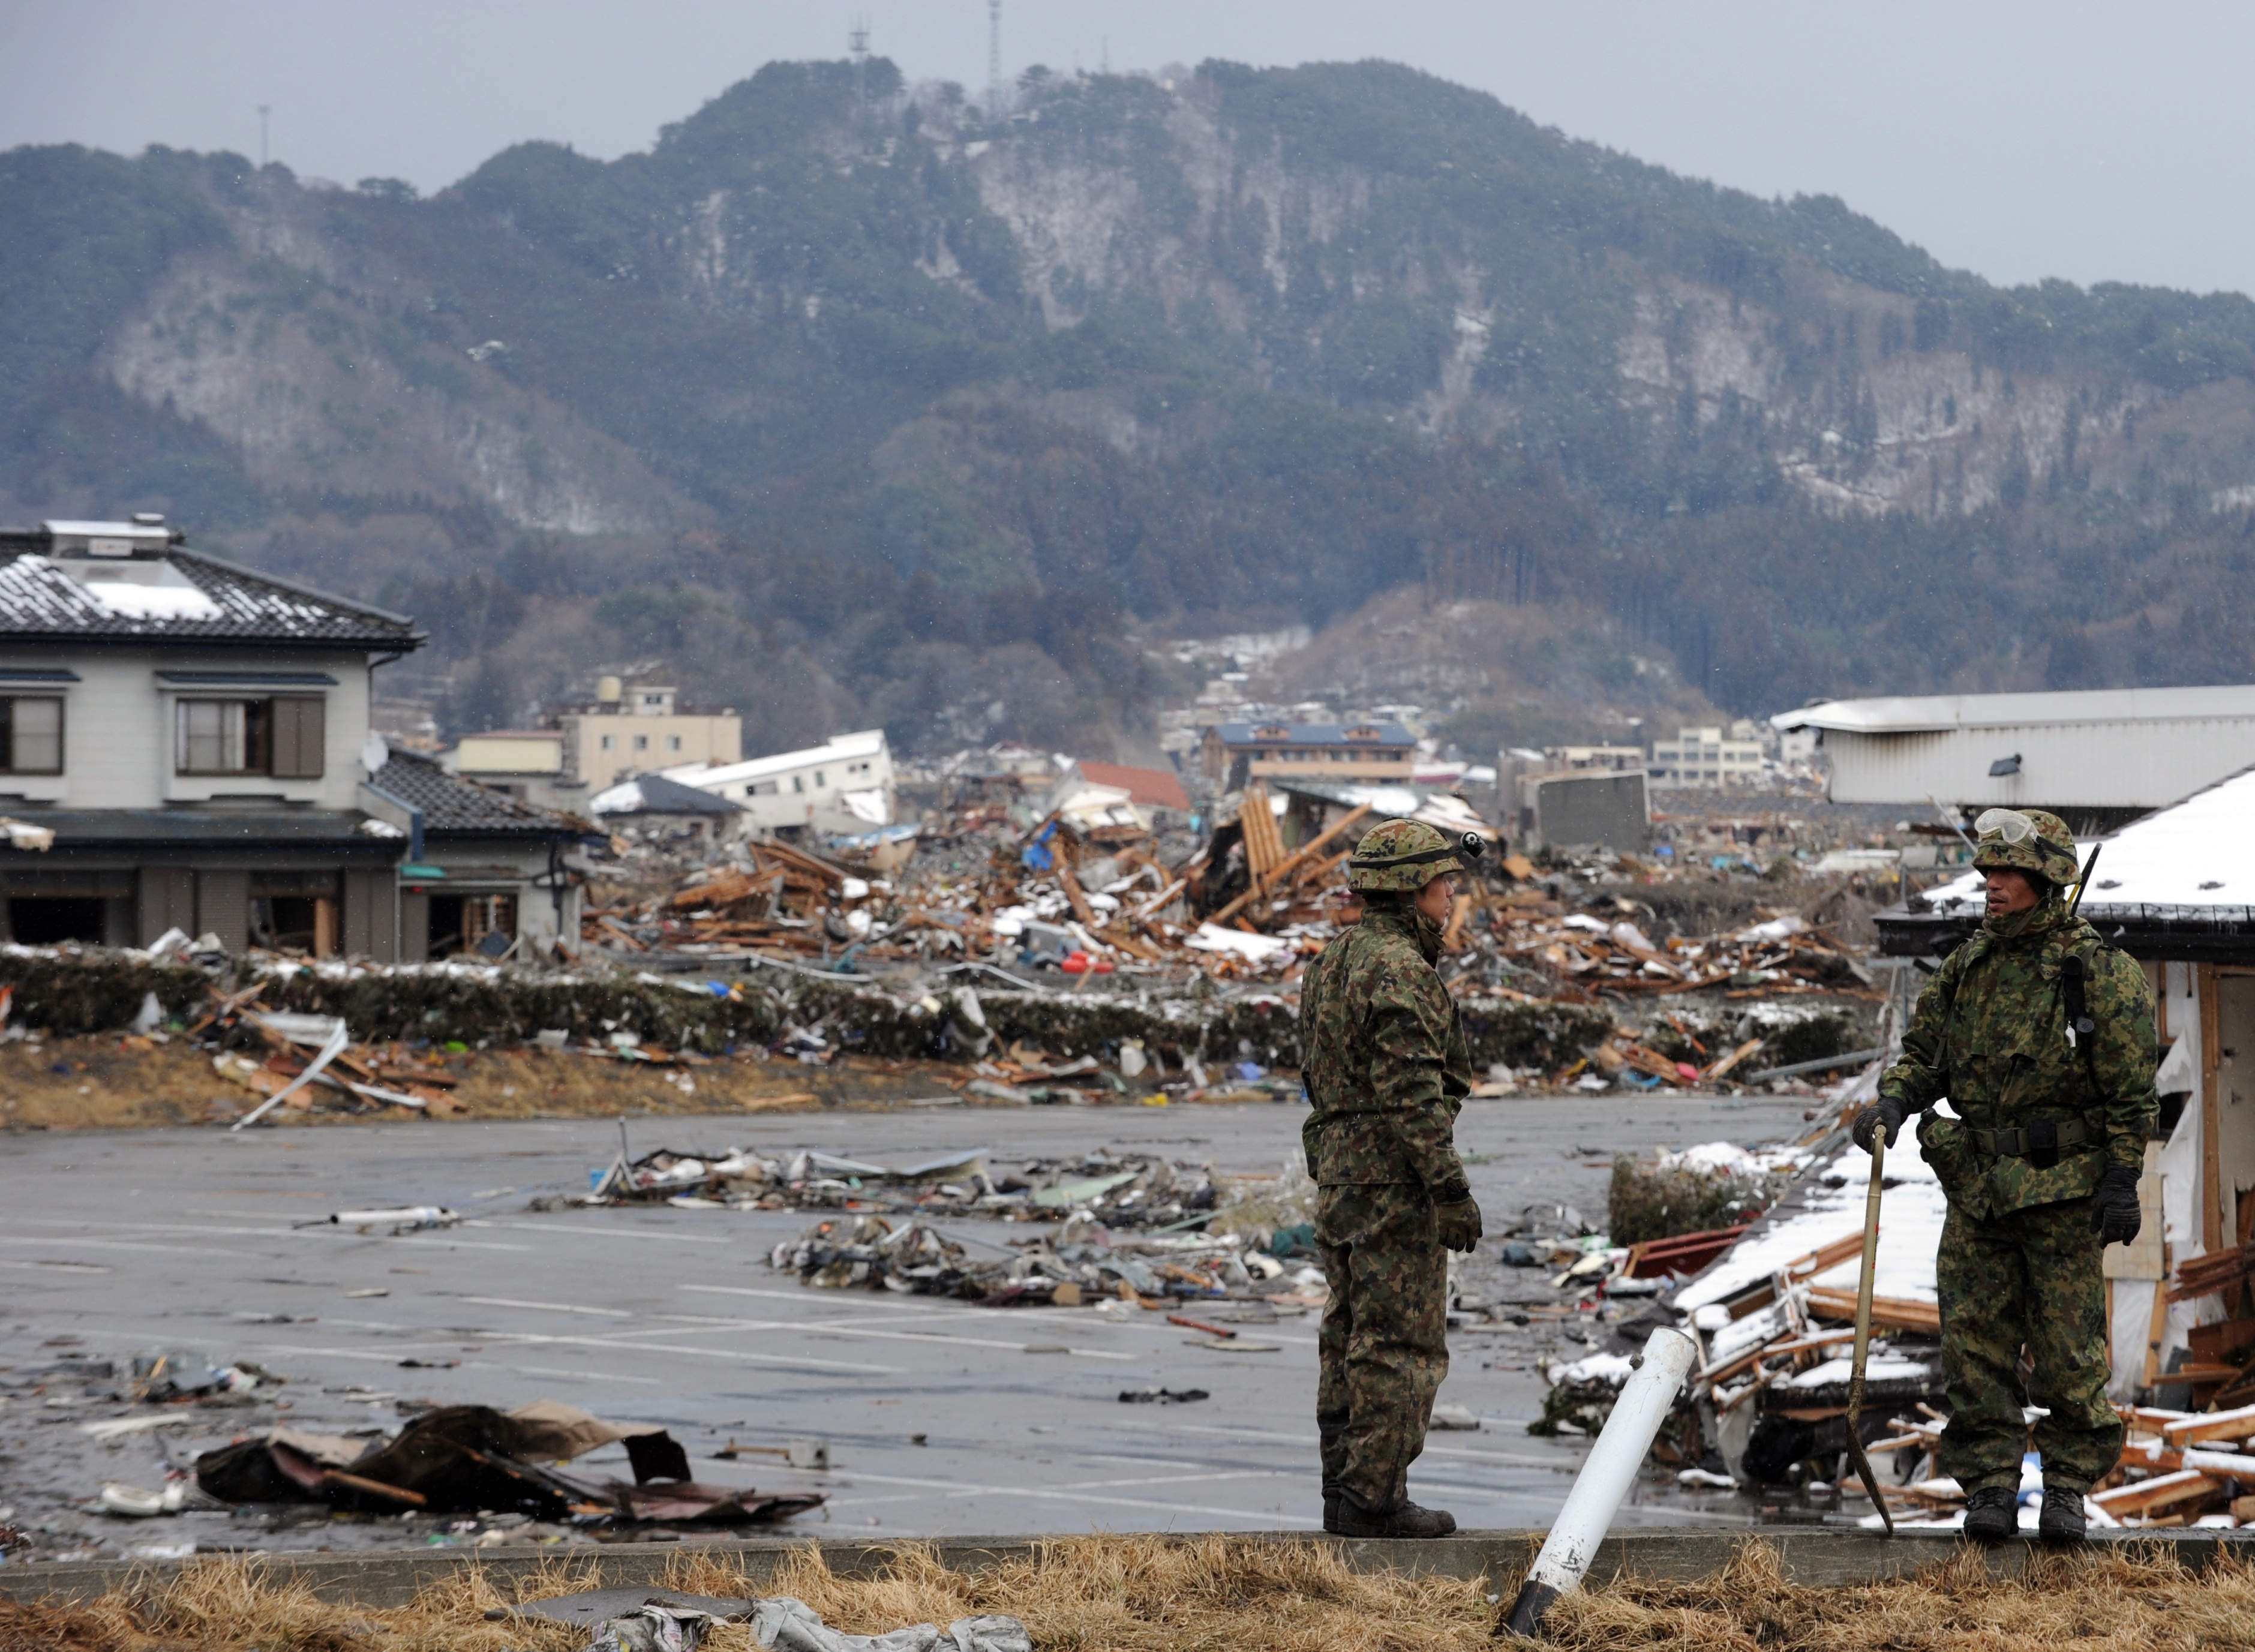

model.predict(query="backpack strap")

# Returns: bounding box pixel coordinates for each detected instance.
[2060,948,2100,1090]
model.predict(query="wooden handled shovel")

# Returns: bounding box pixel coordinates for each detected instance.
[1845,1132,1895,1534]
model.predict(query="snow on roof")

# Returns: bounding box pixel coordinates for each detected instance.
[1773,685,2255,735]
[0,547,421,648]
[591,774,743,816]
[1917,761,2255,920]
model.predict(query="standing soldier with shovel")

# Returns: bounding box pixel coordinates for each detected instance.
[1852,808,2155,1542]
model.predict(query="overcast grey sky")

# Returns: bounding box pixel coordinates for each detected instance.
[6,1,2253,298]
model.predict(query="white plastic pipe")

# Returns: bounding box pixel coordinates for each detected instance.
[230,1019,350,1132]
[1500,1324,1699,1639]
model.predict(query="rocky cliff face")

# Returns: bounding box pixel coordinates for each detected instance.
[95,199,699,536]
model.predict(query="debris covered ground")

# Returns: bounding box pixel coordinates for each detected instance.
[6,1535,2255,1652]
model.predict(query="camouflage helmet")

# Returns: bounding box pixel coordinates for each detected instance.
[1347,818,1485,893]
[1971,807,2082,888]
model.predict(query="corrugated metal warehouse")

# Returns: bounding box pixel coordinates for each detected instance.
[1773,686,2255,816]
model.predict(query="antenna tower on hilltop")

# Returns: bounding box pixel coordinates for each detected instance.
[987,0,1003,112]
[849,17,869,110]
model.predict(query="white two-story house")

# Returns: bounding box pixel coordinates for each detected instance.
[0,515,429,953]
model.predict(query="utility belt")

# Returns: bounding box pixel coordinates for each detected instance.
[1968,1116,2091,1169]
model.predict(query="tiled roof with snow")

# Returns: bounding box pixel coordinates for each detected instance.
[0,545,423,649]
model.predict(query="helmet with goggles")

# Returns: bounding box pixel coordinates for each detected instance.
[1346,818,1488,893]
[1971,807,2082,888]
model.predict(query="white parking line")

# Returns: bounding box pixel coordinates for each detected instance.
[0,1235,265,1259]
[472,1221,732,1245]
[467,1361,662,1386]
[461,1297,634,1317]
[651,1312,1135,1361]
[254,1334,892,1376]
[476,1329,896,1375]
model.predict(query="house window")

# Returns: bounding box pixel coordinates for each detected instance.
[815,770,825,788]
[792,775,804,794]
[668,735,681,752]
[750,780,779,796]
[175,698,324,778]
[600,734,615,752]
[0,697,63,774]
[633,734,648,752]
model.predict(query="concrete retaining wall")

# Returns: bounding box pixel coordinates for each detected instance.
[4,1527,2251,1607]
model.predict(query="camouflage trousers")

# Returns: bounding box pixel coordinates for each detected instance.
[1316,1182,1447,1514]
[1935,1196,2122,1494]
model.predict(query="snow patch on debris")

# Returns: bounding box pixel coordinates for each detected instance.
[1673,1128,1947,1312]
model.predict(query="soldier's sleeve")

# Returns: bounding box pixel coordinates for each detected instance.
[2089,950,2159,1168]
[1878,949,1960,1114]
[1366,961,1468,1194]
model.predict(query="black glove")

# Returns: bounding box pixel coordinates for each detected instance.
[2091,1163,2142,1245]
[1435,1193,1484,1254]
[1851,1096,1908,1154]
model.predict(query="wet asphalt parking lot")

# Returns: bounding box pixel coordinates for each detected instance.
[0,1090,1812,1552]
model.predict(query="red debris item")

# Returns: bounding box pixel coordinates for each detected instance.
[1675,1062,1701,1083]
[1061,953,1091,974]
[1623,1222,1756,1280]
[1092,959,1116,974]
[1166,1313,1237,1339]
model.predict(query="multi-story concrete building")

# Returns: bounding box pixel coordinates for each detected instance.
[454,675,741,798]
[1198,721,1416,790]
[1649,726,1767,789]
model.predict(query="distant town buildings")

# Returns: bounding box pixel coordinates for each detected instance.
[449,672,741,809]
[663,729,896,839]
[1199,720,1416,789]
[1649,724,1767,789]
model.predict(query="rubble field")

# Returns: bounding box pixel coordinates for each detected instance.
[6,1534,2254,1652]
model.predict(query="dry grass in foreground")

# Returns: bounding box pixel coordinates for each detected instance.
[1,1534,2252,1652]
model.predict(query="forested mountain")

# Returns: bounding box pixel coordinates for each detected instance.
[8,56,2255,756]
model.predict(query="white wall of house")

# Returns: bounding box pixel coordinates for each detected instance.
[0,648,373,811]
[672,730,894,834]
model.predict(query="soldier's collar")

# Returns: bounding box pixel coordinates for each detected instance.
[1981,900,2069,943]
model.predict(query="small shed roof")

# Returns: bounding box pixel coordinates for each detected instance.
[591,773,744,817]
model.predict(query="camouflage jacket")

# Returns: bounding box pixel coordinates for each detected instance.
[1298,903,1471,1190]
[1881,900,2157,1220]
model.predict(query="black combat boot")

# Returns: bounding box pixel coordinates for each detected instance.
[2038,1486,2088,1543]
[1323,1492,1341,1533]
[1962,1485,2019,1541]
[1332,1497,1457,1539]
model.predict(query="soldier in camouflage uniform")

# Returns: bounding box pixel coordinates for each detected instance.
[1299,818,1485,1538]
[1854,808,2154,1543]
